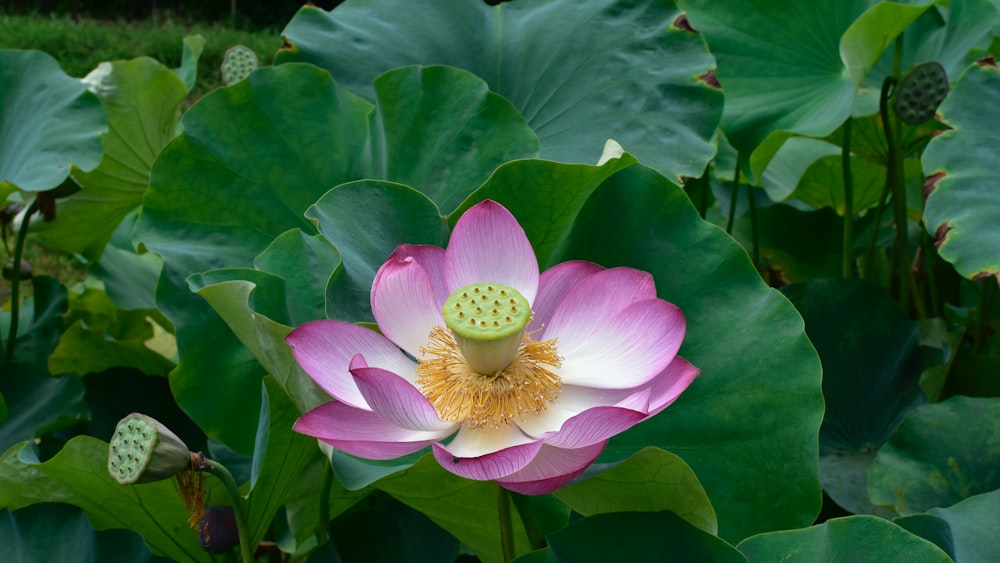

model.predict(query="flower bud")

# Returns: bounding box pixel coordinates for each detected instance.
[108,413,190,484]
[198,505,240,554]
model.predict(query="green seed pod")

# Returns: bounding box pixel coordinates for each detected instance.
[894,61,949,125]
[108,413,190,484]
[220,45,259,86]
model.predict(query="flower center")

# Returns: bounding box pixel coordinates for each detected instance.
[442,283,532,374]
[415,282,562,428]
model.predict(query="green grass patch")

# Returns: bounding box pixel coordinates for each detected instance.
[0,11,283,98]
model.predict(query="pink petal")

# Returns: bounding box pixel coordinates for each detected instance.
[496,441,607,495]
[432,424,542,480]
[444,200,539,303]
[557,299,686,389]
[371,252,445,359]
[644,356,700,418]
[528,260,604,333]
[351,365,454,432]
[514,383,645,437]
[392,244,448,305]
[287,320,417,408]
[538,405,648,449]
[294,401,451,460]
[543,267,657,347]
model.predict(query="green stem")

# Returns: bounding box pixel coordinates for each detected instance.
[205,459,255,563]
[921,228,940,317]
[726,157,741,235]
[880,75,926,319]
[863,180,891,279]
[5,198,39,362]
[974,280,996,354]
[747,180,759,268]
[510,491,547,551]
[698,172,709,219]
[497,485,516,563]
[842,117,854,277]
[316,463,333,545]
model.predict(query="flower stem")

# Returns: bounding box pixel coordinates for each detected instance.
[880,43,926,319]
[497,485,516,562]
[316,463,333,545]
[509,491,547,551]
[204,459,255,563]
[5,198,39,362]
[974,279,996,354]
[841,117,854,277]
[698,172,709,219]
[726,157,741,235]
[746,180,759,268]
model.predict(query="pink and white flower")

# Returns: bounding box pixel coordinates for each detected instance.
[289,200,698,495]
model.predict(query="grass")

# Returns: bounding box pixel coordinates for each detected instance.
[0,11,284,98]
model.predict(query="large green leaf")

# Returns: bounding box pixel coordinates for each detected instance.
[678,0,932,177]
[0,365,88,455]
[922,61,1000,283]
[326,493,459,563]
[781,279,933,515]
[0,276,68,364]
[373,456,534,563]
[0,50,106,192]
[737,515,952,562]
[761,137,886,214]
[868,395,1000,515]
[515,511,746,563]
[732,203,845,283]
[89,214,162,312]
[926,489,1000,563]
[1,503,166,563]
[135,63,535,449]
[30,56,189,260]
[245,377,326,549]
[47,284,174,377]
[553,447,717,535]
[512,163,825,541]
[308,180,450,321]
[277,0,722,183]
[0,437,217,562]
[865,0,1000,99]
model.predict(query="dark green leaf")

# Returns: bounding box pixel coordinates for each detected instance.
[679,0,931,177]
[0,276,68,364]
[926,488,1000,563]
[0,50,105,192]
[781,279,932,514]
[1,503,167,563]
[554,447,716,534]
[868,396,1000,515]
[278,0,721,183]
[308,180,448,321]
[922,61,1000,283]
[0,437,217,562]
[543,163,824,541]
[737,515,951,562]
[531,511,746,563]
[374,455,534,563]
[0,365,88,455]
[245,377,327,548]
[327,493,459,563]
[893,514,956,561]
[31,56,188,260]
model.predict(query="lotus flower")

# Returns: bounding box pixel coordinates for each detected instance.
[289,200,698,494]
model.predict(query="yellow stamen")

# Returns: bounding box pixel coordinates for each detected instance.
[416,326,562,429]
